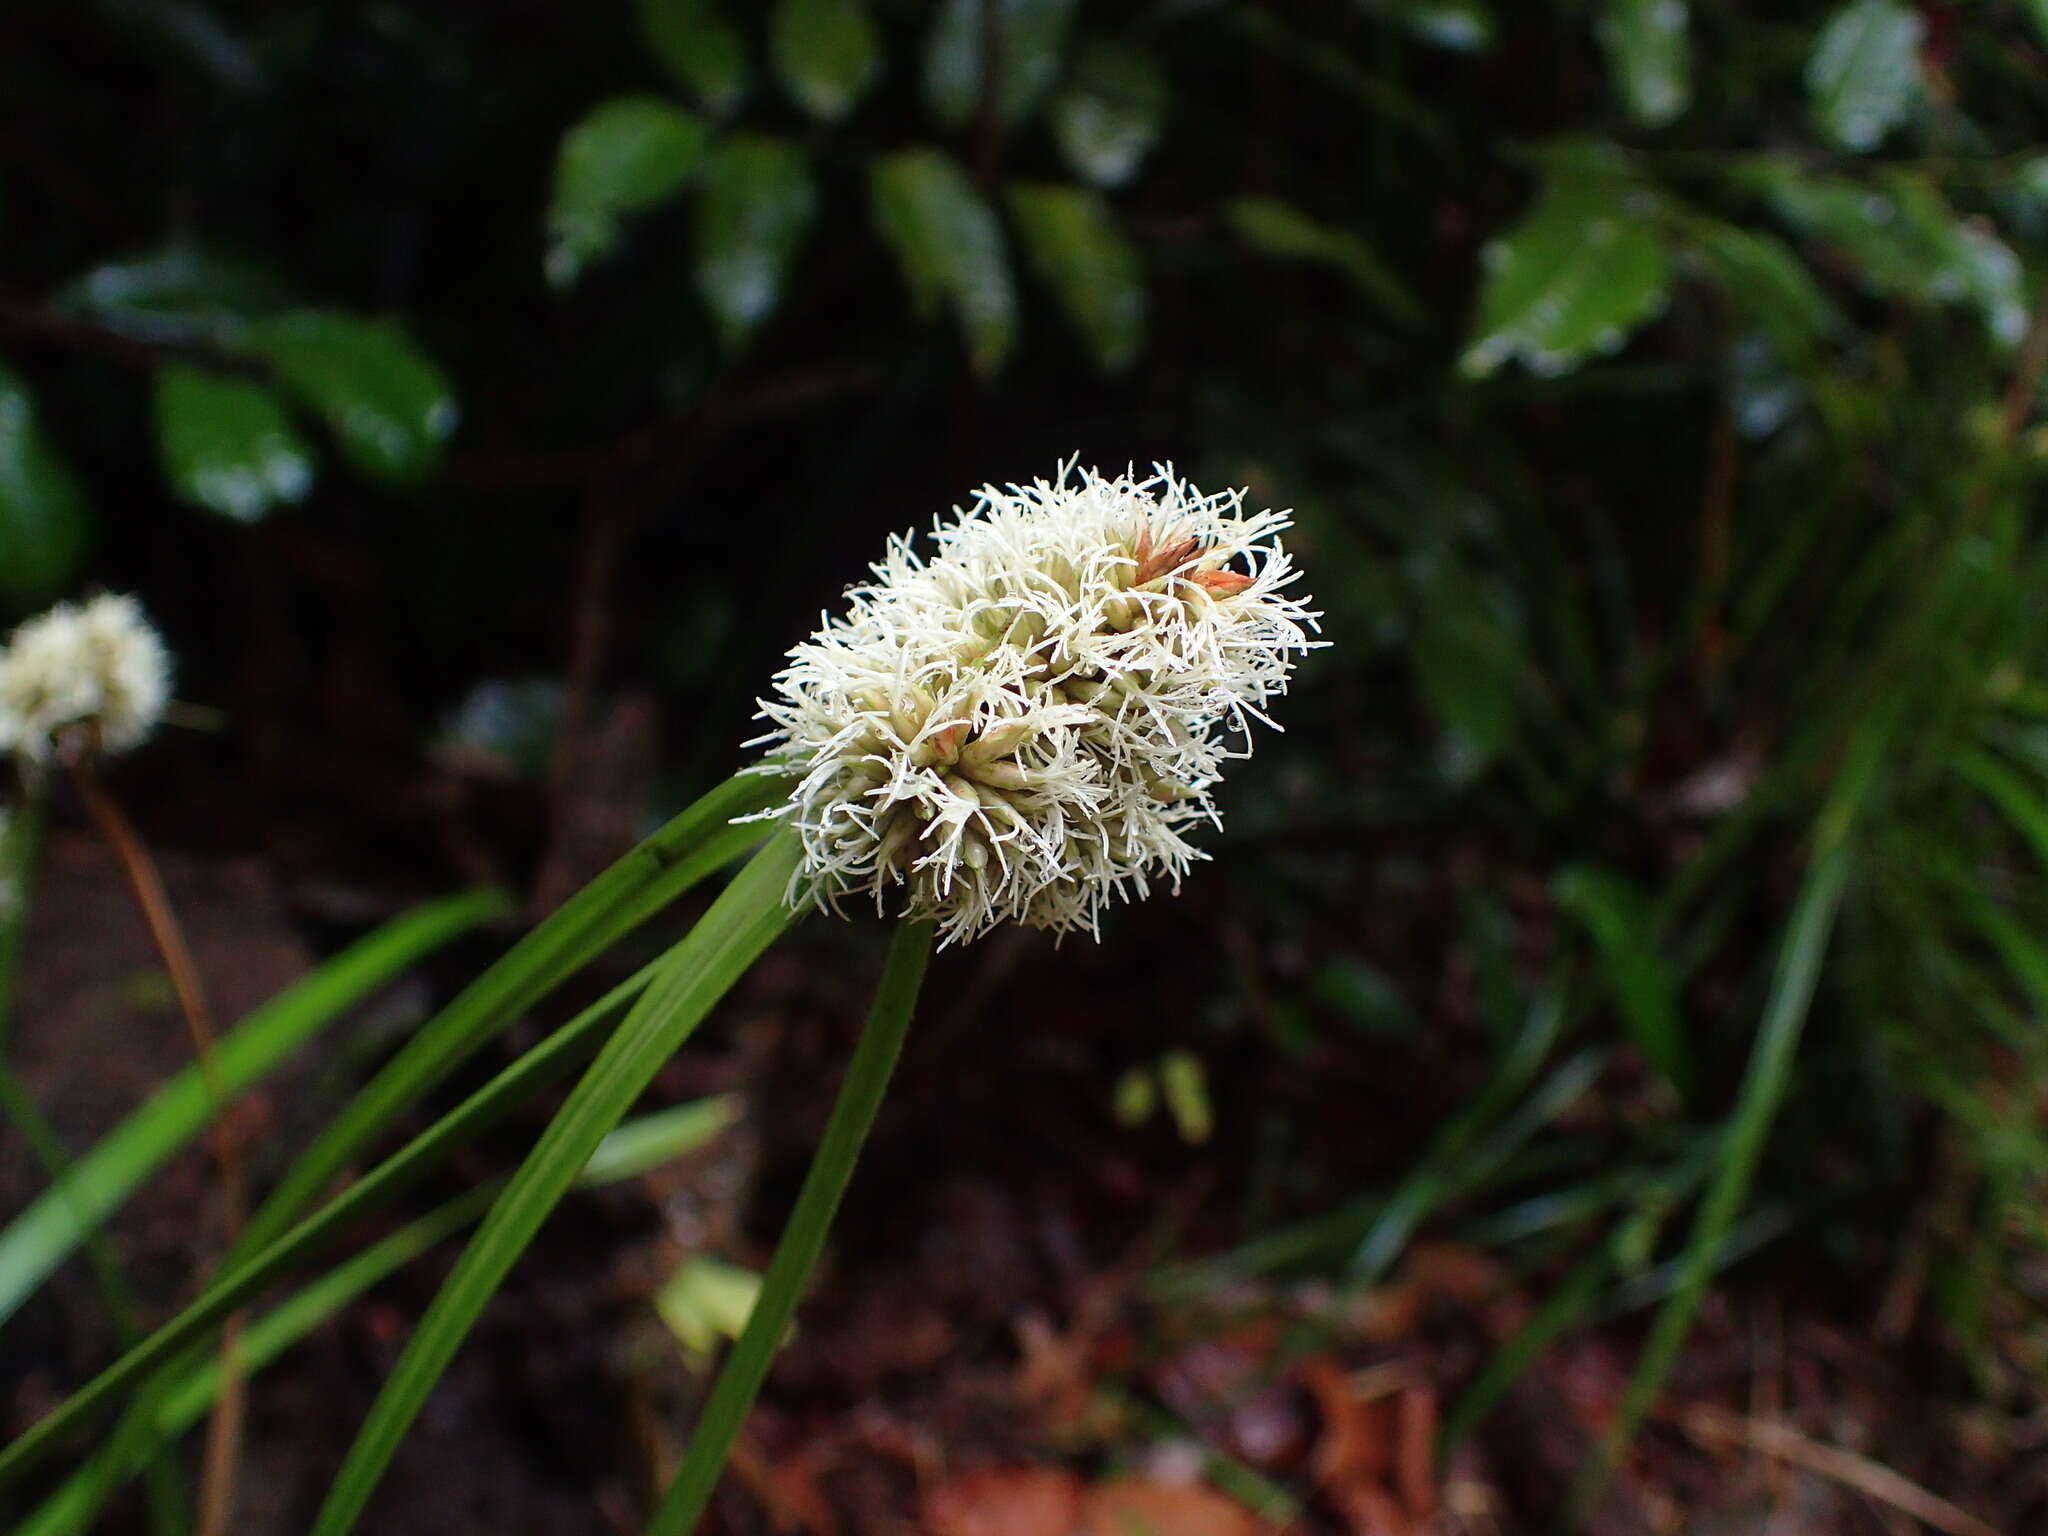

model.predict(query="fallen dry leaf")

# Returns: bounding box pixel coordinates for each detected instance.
[1080,1478,1262,1536]
[922,1466,1084,1536]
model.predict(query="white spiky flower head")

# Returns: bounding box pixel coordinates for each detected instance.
[0,593,173,767]
[748,461,1321,946]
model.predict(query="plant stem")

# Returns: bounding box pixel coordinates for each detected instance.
[645,918,933,1536]
[68,762,247,1536]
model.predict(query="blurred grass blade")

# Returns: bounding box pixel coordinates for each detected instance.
[1582,837,1854,1514]
[1349,1047,1604,1283]
[0,955,662,1492]
[242,772,779,1265]
[1552,866,1688,1099]
[1956,746,2048,878]
[647,916,932,1536]
[1440,1248,1609,1450]
[15,1085,744,1536]
[0,887,509,1329]
[16,1188,495,1536]
[307,829,802,1536]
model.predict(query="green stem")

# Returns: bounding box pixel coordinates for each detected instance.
[645,917,933,1536]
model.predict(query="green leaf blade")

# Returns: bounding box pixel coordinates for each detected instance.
[545,96,709,288]
[870,149,1018,373]
[1461,161,1671,379]
[771,0,879,122]
[1806,0,1925,153]
[152,366,314,524]
[0,365,92,612]
[636,0,749,114]
[1601,0,1690,127]
[243,311,457,487]
[695,136,819,344]
[1005,181,1143,373]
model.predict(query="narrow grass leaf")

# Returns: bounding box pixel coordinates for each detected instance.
[308,829,802,1536]
[0,955,660,1492]
[646,916,932,1535]
[0,887,508,1329]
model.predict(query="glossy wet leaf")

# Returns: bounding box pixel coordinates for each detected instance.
[871,149,1018,373]
[1601,0,1689,127]
[1369,0,1493,52]
[152,365,314,523]
[1225,197,1420,327]
[695,135,819,343]
[1689,219,1839,359]
[771,0,879,122]
[544,95,708,288]
[924,0,1077,131]
[1807,0,1924,153]
[636,0,748,114]
[1050,41,1165,188]
[1005,181,1142,372]
[1767,169,2025,345]
[1460,162,1670,378]
[56,242,299,345]
[243,311,458,486]
[0,366,91,611]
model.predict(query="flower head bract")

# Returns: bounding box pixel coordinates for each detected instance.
[749,462,1321,946]
[0,593,173,767]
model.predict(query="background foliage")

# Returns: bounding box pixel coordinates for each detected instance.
[7,0,2048,1528]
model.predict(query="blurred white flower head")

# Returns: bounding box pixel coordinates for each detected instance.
[0,594,173,766]
[750,462,1320,946]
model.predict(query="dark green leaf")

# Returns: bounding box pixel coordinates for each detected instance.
[1050,41,1165,188]
[1552,866,1688,1097]
[1689,220,1839,360]
[1404,550,1522,782]
[1367,0,1494,52]
[56,243,299,346]
[1460,160,1670,378]
[1601,0,1689,127]
[695,136,819,343]
[870,150,1017,373]
[152,366,314,524]
[243,311,458,486]
[1766,170,2026,346]
[1806,0,1924,153]
[771,0,879,122]
[1005,182,1143,373]
[0,365,92,611]
[544,96,708,288]
[1224,198,1421,327]
[924,0,1077,131]
[636,0,749,114]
